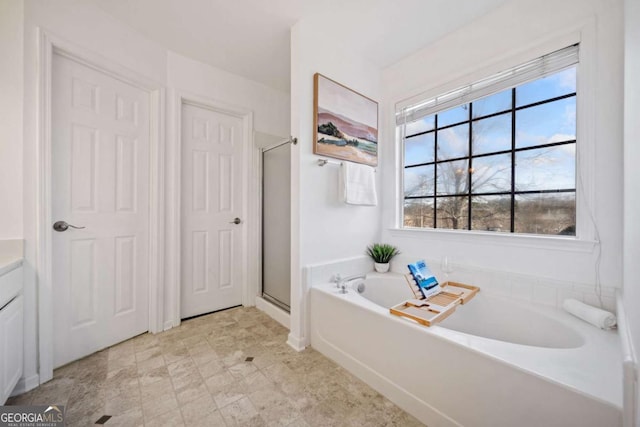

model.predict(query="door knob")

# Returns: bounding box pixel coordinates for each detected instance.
[53,221,86,232]
[229,217,242,225]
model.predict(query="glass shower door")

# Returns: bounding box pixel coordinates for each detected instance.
[262,142,291,310]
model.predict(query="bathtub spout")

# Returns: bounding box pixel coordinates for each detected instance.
[337,274,366,294]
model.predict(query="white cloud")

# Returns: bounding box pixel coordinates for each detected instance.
[439,127,467,155]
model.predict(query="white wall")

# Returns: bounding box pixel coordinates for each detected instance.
[167,52,289,137]
[623,0,640,423]
[19,0,289,387]
[0,0,24,239]
[289,18,383,347]
[380,0,624,288]
[291,23,382,267]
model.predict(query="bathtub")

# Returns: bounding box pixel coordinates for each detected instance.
[309,273,622,427]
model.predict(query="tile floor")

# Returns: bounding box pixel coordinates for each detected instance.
[7,307,424,426]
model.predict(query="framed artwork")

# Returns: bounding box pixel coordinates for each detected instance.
[313,73,378,166]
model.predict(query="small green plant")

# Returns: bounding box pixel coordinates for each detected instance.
[366,243,400,264]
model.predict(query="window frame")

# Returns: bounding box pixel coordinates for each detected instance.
[402,84,577,234]
[393,34,598,248]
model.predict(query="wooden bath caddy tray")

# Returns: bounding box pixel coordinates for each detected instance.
[389,275,479,327]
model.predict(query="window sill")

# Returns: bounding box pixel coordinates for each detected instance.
[387,227,598,253]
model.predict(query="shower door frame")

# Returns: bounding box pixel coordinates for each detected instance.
[260,140,294,312]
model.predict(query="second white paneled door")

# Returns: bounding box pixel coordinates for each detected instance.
[180,104,245,318]
[51,53,150,368]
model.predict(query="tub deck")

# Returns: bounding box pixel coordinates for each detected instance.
[310,280,622,427]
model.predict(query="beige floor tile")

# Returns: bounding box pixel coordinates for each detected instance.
[227,360,259,379]
[105,406,144,427]
[179,393,216,424]
[172,373,209,405]
[6,307,423,426]
[5,390,35,406]
[138,364,170,386]
[283,418,311,427]
[187,409,228,427]
[163,346,191,365]
[204,370,237,395]
[140,378,174,402]
[145,407,185,427]
[221,349,247,367]
[197,358,225,379]
[167,357,200,381]
[135,346,163,364]
[251,350,281,370]
[249,387,301,427]
[191,349,220,368]
[176,381,210,407]
[133,333,159,353]
[104,364,139,385]
[28,376,75,407]
[141,393,179,420]
[107,353,137,373]
[64,395,105,427]
[104,390,142,415]
[188,341,215,357]
[220,396,264,426]
[211,378,248,409]
[108,340,136,360]
[170,370,201,390]
[181,334,206,348]
[243,370,275,394]
[300,400,345,427]
[136,355,165,374]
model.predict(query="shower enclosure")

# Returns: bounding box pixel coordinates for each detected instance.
[261,139,293,311]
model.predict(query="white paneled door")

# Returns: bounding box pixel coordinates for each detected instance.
[181,104,244,319]
[51,53,150,368]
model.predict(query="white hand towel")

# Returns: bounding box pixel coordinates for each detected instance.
[339,161,377,206]
[562,298,617,329]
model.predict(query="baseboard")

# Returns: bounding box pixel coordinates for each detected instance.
[10,374,40,397]
[286,333,307,352]
[255,296,290,329]
[163,320,175,331]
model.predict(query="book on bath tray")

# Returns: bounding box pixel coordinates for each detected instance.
[407,260,442,299]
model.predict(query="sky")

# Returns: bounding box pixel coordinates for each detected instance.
[403,67,577,196]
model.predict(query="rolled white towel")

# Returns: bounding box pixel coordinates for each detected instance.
[562,298,617,329]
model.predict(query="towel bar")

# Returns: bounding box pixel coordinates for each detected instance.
[317,158,376,172]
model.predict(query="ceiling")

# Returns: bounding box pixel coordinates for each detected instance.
[88,0,509,92]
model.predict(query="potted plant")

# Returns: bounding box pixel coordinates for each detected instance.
[366,243,400,273]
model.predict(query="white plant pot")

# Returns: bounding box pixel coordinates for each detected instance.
[374,262,390,273]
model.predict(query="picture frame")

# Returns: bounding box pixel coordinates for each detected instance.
[313,73,378,166]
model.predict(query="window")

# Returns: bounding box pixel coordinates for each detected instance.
[399,46,578,236]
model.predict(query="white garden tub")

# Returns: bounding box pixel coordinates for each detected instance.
[310,273,622,427]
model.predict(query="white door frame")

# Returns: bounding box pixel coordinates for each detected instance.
[165,91,255,329]
[36,30,165,383]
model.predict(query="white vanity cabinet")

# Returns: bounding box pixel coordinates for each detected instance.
[0,264,23,404]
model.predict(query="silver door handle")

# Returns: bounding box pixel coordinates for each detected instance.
[229,218,242,225]
[53,221,86,232]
